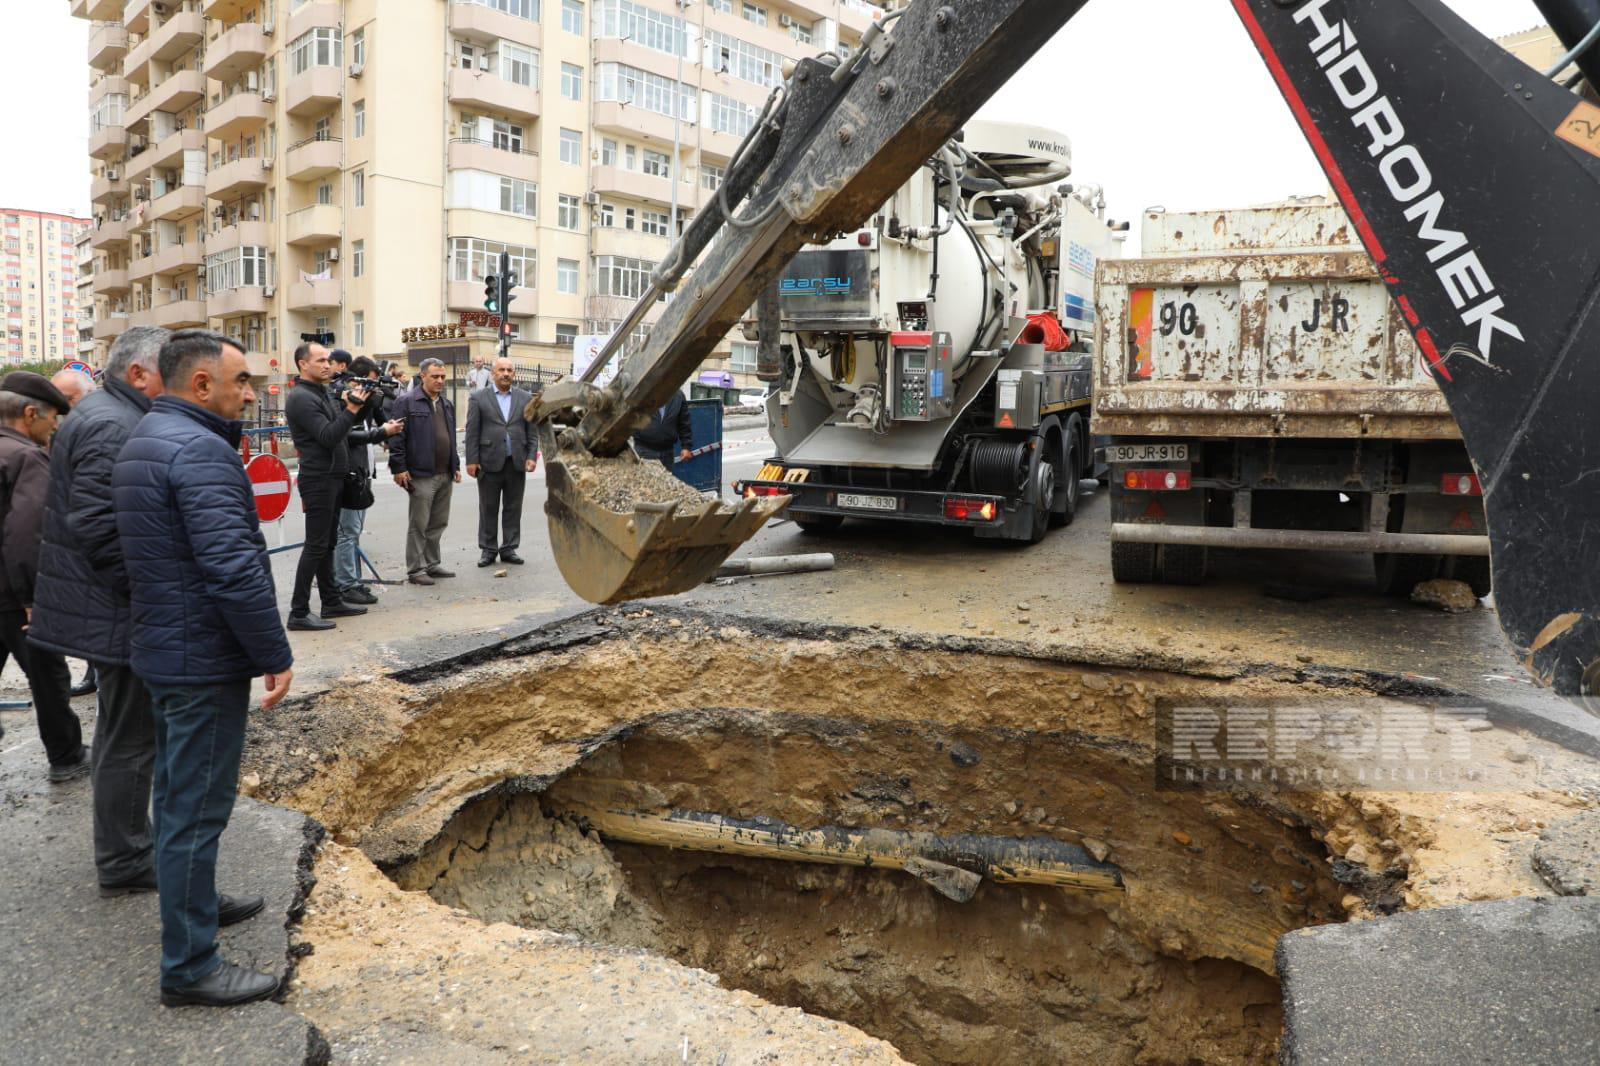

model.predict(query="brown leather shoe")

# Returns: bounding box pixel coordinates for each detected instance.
[407,572,435,586]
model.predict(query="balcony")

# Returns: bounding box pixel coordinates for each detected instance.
[201,0,252,20]
[89,218,129,249]
[288,0,341,38]
[592,225,673,263]
[288,277,342,311]
[448,69,540,120]
[448,137,540,183]
[447,280,537,315]
[92,313,131,340]
[88,23,129,70]
[89,124,128,160]
[149,242,204,276]
[285,66,342,117]
[91,172,128,205]
[593,102,681,147]
[206,91,272,140]
[127,252,158,282]
[839,0,884,37]
[208,219,271,253]
[132,126,206,182]
[204,22,269,82]
[452,1,541,49]
[125,70,206,129]
[149,11,204,62]
[90,74,128,104]
[92,268,131,295]
[123,0,152,34]
[286,204,341,245]
[205,156,272,201]
[134,299,209,329]
[208,285,271,319]
[149,183,207,222]
[591,164,703,210]
[286,137,342,182]
[784,0,832,19]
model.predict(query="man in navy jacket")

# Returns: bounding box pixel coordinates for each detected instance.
[112,329,293,1008]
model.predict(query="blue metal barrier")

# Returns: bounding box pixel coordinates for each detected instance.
[676,399,725,495]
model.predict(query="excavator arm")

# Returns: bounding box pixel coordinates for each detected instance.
[535,0,1600,698]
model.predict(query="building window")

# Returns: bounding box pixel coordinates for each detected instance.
[706,0,730,11]
[203,246,268,294]
[457,40,480,69]
[705,91,755,137]
[557,194,581,230]
[352,239,364,278]
[500,176,538,217]
[560,62,583,100]
[316,181,334,204]
[350,27,366,67]
[561,0,583,32]
[593,254,656,299]
[704,30,782,88]
[352,170,365,207]
[353,101,365,137]
[555,322,579,343]
[640,209,669,237]
[314,116,332,140]
[448,171,537,217]
[701,163,725,190]
[501,42,539,86]
[450,236,537,284]
[352,310,365,347]
[641,148,670,178]
[601,138,617,166]
[289,28,343,75]
[598,203,616,227]
[457,0,538,21]
[595,62,694,121]
[594,0,687,57]
[742,2,766,27]
[556,258,579,294]
[730,341,758,373]
[559,128,582,165]
[790,21,813,44]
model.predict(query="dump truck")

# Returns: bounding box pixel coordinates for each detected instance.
[731,120,1122,544]
[1094,201,1490,594]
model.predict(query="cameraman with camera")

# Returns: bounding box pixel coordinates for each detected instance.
[332,354,400,604]
[284,343,396,631]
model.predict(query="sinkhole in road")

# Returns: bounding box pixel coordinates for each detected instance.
[368,628,1372,1065]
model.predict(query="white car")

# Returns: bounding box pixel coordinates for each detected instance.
[736,388,770,410]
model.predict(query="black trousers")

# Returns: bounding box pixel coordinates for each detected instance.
[476,463,527,554]
[90,662,155,885]
[0,609,81,766]
[291,474,345,616]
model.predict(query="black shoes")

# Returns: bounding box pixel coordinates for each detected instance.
[340,585,379,605]
[99,868,158,897]
[478,552,498,568]
[70,675,98,698]
[321,603,368,619]
[160,960,280,1008]
[427,567,457,579]
[218,893,265,927]
[287,613,336,632]
[500,552,525,565]
[48,748,92,783]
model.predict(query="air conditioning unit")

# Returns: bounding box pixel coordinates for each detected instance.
[261,158,274,170]
[478,54,492,71]
[263,20,274,35]
[212,206,227,219]
[152,1,169,14]
[779,13,794,26]
[349,63,364,78]
[196,263,206,277]
[583,191,600,206]
[105,170,120,181]
[262,89,277,102]
[264,284,276,297]
[328,248,340,262]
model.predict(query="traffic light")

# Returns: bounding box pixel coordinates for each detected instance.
[483,274,500,313]
[500,271,518,320]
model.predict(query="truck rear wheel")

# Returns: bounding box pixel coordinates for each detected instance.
[1374,552,1439,597]
[1025,457,1055,544]
[1444,555,1492,599]
[793,513,844,535]
[1159,545,1208,585]
[1111,541,1158,583]
[1049,428,1081,529]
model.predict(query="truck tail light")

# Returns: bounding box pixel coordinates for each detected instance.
[944,497,999,522]
[1441,473,1482,496]
[1123,469,1191,491]
[743,485,787,499]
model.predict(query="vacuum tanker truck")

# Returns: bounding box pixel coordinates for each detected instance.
[734,121,1123,544]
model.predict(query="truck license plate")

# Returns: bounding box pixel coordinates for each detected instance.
[838,493,899,512]
[1109,444,1189,463]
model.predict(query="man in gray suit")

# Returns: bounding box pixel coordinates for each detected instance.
[465,357,538,567]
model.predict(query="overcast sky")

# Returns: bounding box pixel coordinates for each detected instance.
[0,1,1547,228]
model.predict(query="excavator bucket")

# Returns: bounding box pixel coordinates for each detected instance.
[541,430,790,605]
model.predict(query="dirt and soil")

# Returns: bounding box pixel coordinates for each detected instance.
[235,613,1600,1064]
[559,449,713,512]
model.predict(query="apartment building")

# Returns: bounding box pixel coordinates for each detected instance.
[74,0,885,392]
[76,227,97,361]
[2,208,92,366]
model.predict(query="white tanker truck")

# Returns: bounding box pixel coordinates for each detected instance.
[734,121,1124,544]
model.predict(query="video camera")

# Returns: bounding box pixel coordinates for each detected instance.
[331,371,400,405]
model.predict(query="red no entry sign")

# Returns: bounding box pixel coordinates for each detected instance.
[246,454,292,523]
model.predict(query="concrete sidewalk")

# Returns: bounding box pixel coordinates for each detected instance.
[0,734,326,1066]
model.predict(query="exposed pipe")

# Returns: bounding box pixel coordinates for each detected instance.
[1111,523,1490,556]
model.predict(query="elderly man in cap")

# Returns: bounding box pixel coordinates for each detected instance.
[0,371,87,782]
[33,326,172,890]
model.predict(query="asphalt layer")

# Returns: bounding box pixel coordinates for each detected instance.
[1277,896,1600,1065]
[0,732,326,1066]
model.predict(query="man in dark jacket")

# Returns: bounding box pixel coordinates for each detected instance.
[388,357,461,585]
[632,391,694,470]
[0,371,85,782]
[283,341,371,631]
[32,326,173,888]
[333,354,402,603]
[465,357,538,567]
[112,329,293,1008]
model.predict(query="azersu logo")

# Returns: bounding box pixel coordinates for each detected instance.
[780,276,855,298]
